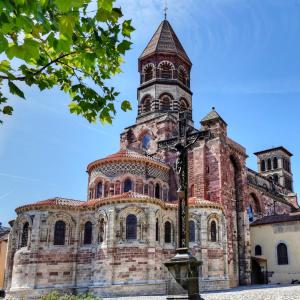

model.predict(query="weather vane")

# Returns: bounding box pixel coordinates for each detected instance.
[164,0,168,19]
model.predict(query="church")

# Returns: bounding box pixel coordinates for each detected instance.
[4,19,299,299]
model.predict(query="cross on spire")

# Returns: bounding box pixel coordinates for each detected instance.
[164,0,168,19]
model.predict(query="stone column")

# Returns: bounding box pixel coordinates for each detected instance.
[200,213,208,280]
[28,213,41,289]
[146,207,157,282]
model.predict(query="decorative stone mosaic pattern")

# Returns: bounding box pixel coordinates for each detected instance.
[91,162,169,182]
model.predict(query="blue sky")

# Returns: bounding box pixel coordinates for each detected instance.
[1,0,300,226]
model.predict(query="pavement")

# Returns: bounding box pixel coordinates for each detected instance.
[104,284,300,300]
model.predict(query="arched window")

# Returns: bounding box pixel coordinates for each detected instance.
[141,134,151,150]
[155,183,161,199]
[164,221,171,243]
[210,220,217,242]
[277,243,288,265]
[273,157,278,169]
[255,245,262,256]
[144,65,154,82]
[160,96,171,110]
[96,181,102,198]
[126,214,137,240]
[99,218,105,243]
[273,174,279,183]
[247,205,254,222]
[21,222,29,247]
[141,96,151,113]
[124,178,132,192]
[189,220,195,242]
[84,221,92,245]
[179,98,189,111]
[54,220,66,245]
[261,160,266,172]
[178,67,187,85]
[267,158,272,171]
[160,62,172,79]
[156,218,159,242]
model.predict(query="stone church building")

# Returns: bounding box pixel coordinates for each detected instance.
[4,19,299,299]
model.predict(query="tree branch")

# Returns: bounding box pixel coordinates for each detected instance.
[0,51,77,81]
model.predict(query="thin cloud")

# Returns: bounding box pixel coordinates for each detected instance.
[0,191,12,200]
[0,172,57,186]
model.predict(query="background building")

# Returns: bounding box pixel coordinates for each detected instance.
[251,212,300,284]
[0,224,10,290]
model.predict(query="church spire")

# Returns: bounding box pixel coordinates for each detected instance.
[139,19,191,65]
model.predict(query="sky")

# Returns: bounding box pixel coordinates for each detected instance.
[1,0,300,226]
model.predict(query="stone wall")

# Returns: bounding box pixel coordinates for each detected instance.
[5,200,228,299]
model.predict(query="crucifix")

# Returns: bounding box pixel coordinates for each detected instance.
[158,111,209,251]
[160,111,208,300]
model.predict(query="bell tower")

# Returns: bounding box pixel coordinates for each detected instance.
[120,19,193,154]
[137,20,193,124]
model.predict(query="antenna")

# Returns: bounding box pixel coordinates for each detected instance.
[164,0,168,19]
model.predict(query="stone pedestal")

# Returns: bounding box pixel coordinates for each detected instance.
[164,248,203,300]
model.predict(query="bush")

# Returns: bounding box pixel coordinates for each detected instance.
[39,291,102,300]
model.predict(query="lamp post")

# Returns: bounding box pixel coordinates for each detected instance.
[158,111,209,300]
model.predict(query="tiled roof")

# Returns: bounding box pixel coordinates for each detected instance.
[16,197,84,212]
[201,107,227,125]
[251,213,300,226]
[87,149,168,171]
[83,191,152,206]
[188,197,224,210]
[140,20,191,64]
[15,194,224,212]
[253,146,293,157]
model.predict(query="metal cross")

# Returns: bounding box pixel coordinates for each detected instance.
[164,0,168,19]
[158,111,209,250]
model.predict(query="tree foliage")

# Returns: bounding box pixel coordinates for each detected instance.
[0,0,134,124]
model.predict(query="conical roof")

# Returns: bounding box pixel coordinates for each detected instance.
[139,20,191,65]
[201,107,227,125]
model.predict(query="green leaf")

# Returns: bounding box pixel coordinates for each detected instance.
[8,81,25,99]
[0,60,11,73]
[96,8,111,22]
[2,106,13,115]
[121,100,132,112]
[122,20,134,38]
[58,15,76,38]
[0,35,8,53]
[117,40,132,54]
[98,0,113,12]
[54,0,72,12]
